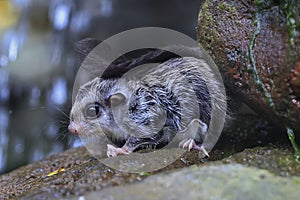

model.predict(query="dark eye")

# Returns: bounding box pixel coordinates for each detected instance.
[84,103,101,119]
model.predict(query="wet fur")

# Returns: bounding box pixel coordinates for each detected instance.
[70,57,226,150]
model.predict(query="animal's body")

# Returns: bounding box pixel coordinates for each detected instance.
[69,56,226,157]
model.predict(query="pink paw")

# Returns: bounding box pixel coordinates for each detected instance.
[179,138,209,157]
[106,144,132,157]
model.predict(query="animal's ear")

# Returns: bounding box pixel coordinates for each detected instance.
[109,93,126,106]
[74,38,101,65]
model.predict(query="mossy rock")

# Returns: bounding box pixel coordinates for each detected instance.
[74,164,300,200]
[1,144,300,199]
[197,0,300,132]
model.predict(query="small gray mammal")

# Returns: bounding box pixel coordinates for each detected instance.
[69,51,226,157]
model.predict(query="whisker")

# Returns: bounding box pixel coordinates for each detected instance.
[56,130,68,141]
[55,106,70,120]
[58,121,70,126]
[56,134,63,141]
[61,132,69,140]
[59,120,69,123]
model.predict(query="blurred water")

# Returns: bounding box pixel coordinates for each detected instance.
[0,0,202,174]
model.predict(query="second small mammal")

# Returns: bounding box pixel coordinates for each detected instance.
[68,56,226,157]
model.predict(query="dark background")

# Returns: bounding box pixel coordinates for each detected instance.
[0,0,203,174]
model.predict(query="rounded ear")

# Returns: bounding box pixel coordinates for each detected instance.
[74,38,101,65]
[109,93,126,106]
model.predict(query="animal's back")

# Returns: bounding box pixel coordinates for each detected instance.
[114,57,222,146]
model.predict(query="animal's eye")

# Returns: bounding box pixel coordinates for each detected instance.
[84,103,101,119]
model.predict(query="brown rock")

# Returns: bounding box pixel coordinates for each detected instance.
[197,0,300,132]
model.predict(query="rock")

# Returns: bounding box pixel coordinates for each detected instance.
[1,144,300,199]
[0,147,149,199]
[197,0,300,132]
[76,164,300,200]
[224,145,300,176]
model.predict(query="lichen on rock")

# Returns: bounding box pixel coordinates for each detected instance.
[197,0,300,134]
[197,0,300,159]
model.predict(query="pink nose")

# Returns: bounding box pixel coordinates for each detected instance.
[68,122,78,135]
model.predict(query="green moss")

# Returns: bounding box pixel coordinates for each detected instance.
[223,148,236,158]
[278,156,292,166]
[253,0,298,47]
[199,2,213,22]
[197,1,219,46]
[254,0,265,6]
[282,0,297,47]
[286,127,300,163]
[138,172,152,176]
[293,178,300,185]
[253,0,274,9]
[218,2,236,13]
[248,12,300,162]
[248,13,277,114]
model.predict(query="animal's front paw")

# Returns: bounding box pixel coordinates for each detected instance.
[106,144,131,157]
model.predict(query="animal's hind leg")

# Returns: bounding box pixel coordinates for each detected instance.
[179,138,209,157]
[178,119,209,157]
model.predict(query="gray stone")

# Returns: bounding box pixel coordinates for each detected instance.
[78,164,300,200]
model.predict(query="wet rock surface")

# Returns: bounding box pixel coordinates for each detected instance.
[78,164,300,200]
[227,145,300,177]
[197,0,300,131]
[0,147,195,199]
[1,140,299,199]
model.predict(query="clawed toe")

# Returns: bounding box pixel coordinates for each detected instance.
[194,145,210,157]
[178,138,209,157]
[179,138,195,151]
[107,144,131,157]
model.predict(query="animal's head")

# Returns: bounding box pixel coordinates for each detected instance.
[68,77,130,142]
